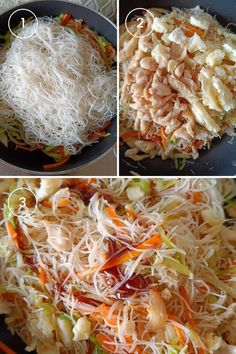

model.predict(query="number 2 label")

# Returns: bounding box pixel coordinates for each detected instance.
[137,17,144,28]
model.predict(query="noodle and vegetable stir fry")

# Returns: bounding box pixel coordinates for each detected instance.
[0,13,116,169]
[120,7,236,164]
[0,178,236,353]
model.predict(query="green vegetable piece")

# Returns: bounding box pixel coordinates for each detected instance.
[59,312,72,321]
[98,36,110,49]
[130,178,150,193]
[163,257,192,276]
[5,205,16,229]
[0,133,8,148]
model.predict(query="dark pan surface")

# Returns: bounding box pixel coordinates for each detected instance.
[120,0,236,176]
[0,315,28,353]
[0,1,117,174]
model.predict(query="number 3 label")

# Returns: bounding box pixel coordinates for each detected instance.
[19,197,26,209]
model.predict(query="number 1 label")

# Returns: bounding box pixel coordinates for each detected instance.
[21,17,25,28]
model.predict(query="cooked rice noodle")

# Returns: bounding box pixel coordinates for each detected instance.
[0,18,116,153]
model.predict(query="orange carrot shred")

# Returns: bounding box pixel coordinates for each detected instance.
[121,131,139,140]
[168,313,186,345]
[99,234,162,271]
[105,206,124,227]
[0,341,16,354]
[39,266,47,285]
[96,333,115,352]
[43,156,70,170]
[6,221,19,249]
[160,126,167,149]
[183,23,205,37]
[197,348,205,354]
[61,12,72,26]
[193,191,200,204]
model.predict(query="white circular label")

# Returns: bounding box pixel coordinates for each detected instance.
[8,8,38,39]
[125,8,155,39]
[8,187,38,218]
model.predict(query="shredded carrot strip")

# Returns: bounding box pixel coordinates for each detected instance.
[193,191,200,204]
[179,286,195,325]
[136,306,148,315]
[6,221,19,249]
[39,266,47,285]
[124,336,133,344]
[97,304,117,325]
[99,234,162,271]
[168,313,186,345]
[61,12,72,26]
[0,341,16,354]
[183,23,205,37]
[132,347,143,354]
[99,120,112,131]
[160,126,167,149]
[67,18,83,32]
[121,131,139,140]
[174,19,205,37]
[43,156,70,170]
[42,198,69,208]
[197,349,205,354]
[96,333,115,352]
[174,19,182,25]
[105,206,124,227]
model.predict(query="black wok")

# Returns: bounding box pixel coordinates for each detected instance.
[120,0,236,176]
[0,0,117,174]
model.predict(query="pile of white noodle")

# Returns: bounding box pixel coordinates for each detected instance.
[0,18,116,154]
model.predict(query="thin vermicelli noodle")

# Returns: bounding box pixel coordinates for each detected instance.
[0,178,236,353]
[0,17,116,155]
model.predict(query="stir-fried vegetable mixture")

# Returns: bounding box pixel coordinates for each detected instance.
[120,6,236,165]
[0,178,236,354]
